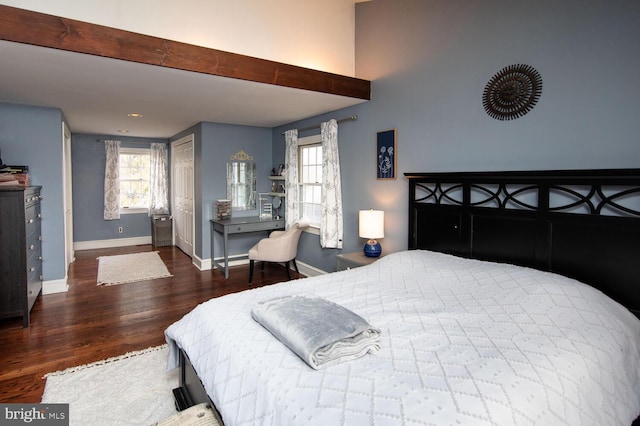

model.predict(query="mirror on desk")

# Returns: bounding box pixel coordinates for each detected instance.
[227,150,256,211]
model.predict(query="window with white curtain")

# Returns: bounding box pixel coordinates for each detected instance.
[119,147,151,213]
[298,134,323,227]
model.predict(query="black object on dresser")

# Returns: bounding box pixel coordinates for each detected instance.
[0,186,43,327]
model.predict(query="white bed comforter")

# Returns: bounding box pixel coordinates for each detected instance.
[165,250,640,425]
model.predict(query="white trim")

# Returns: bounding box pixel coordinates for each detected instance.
[297,134,324,227]
[119,146,150,155]
[119,208,149,215]
[171,134,195,257]
[119,147,152,212]
[62,121,75,276]
[193,254,254,272]
[212,254,327,277]
[303,225,320,236]
[43,278,69,294]
[192,253,209,271]
[199,254,326,277]
[298,134,322,146]
[295,259,327,277]
[74,236,152,251]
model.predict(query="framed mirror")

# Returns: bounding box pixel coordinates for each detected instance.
[227,151,256,211]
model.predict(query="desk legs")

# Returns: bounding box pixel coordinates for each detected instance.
[222,228,229,279]
[211,223,229,280]
[210,219,283,279]
[211,223,231,279]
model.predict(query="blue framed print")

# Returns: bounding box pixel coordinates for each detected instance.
[376,129,397,179]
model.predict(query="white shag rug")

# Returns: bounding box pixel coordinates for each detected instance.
[97,251,172,286]
[42,345,179,426]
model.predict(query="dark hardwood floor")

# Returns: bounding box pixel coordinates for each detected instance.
[0,244,301,403]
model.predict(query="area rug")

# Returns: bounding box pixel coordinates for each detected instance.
[97,251,172,286]
[42,345,179,426]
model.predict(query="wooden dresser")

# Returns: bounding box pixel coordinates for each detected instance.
[0,186,43,327]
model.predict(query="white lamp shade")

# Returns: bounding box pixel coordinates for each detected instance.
[359,210,384,239]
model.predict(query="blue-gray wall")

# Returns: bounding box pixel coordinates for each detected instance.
[3,0,638,280]
[71,134,169,242]
[0,102,66,281]
[274,0,640,272]
[171,122,273,261]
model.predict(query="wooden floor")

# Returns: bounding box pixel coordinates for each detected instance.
[0,245,301,403]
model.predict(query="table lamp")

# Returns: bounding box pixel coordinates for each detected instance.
[359,209,384,257]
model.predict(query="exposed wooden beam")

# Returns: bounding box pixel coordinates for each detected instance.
[0,5,370,100]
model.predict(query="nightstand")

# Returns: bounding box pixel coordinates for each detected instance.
[336,252,380,271]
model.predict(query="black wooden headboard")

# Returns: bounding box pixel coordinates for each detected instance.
[405,169,640,316]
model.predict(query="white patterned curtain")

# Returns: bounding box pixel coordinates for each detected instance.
[103,140,121,220]
[284,129,299,229]
[320,119,343,248]
[149,143,170,216]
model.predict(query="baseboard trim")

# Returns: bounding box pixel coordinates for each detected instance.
[43,278,68,294]
[192,254,209,271]
[189,254,248,271]
[295,260,327,277]
[74,236,152,251]
[203,256,327,277]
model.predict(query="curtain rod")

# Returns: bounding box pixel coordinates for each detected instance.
[281,115,358,135]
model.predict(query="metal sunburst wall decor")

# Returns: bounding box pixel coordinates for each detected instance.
[482,64,542,121]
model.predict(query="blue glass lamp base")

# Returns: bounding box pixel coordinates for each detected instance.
[363,240,382,257]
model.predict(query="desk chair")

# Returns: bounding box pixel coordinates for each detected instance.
[248,221,309,283]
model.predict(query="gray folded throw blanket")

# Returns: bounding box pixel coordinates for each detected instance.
[251,295,381,369]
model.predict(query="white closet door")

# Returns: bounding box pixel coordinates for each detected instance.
[171,135,194,258]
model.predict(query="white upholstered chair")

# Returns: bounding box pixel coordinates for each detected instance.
[248,221,309,283]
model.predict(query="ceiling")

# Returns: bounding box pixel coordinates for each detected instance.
[0,39,368,138]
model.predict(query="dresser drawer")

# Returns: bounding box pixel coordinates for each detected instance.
[25,204,42,237]
[27,246,42,274]
[24,191,41,207]
[26,233,42,257]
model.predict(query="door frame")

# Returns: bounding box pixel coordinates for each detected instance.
[62,122,74,271]
[170,134,195,258]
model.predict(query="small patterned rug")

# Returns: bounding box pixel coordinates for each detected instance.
[96,251,172,286]
[42,345,178,425]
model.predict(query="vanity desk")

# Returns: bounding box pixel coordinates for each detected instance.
[210,216,285,279]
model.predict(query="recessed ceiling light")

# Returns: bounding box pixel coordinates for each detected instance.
[127,113,143,118]
[117,129,130,133]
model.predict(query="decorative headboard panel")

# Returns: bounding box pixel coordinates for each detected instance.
[405,169,640,316]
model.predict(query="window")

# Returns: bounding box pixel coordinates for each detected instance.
[298,135,323,226]
[119,148,151,213]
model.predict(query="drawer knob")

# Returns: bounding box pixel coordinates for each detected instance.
[30,267,36,272]
[29,244,34,250]
[38,256,43,261]
[28,219,34,224]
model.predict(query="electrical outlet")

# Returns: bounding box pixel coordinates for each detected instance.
[118,226,124,234]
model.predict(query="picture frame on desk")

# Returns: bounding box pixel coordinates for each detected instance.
[259,193,273,218]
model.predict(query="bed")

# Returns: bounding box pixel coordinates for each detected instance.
[165,169,640,425]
